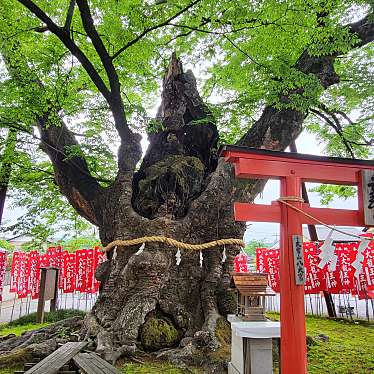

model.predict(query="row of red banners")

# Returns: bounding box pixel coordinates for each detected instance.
[10,247,105,299]
[256,241,374,299]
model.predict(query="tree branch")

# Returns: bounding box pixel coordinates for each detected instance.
[111,0,202,60]
[64,0,76,31]
[295,12,374,88]
[310,107,355,158]
[75,0,118,95]
[0,116,112,184]
[74,0,130,138]
[0,129,17,225]
[223,35,268,70]
[349,14,374,47]
[17,0,112,102]
[0,30,105,225]
[17,0,142,172]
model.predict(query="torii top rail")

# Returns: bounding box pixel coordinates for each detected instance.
[222,145,374,228]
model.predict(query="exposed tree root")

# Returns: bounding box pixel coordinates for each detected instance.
[0,316,83,368]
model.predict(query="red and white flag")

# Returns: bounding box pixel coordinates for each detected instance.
[0,251,8,302]
[75,249,88,292]
[17,252,30,298]
[85,249,95,293]
[234,252,248,273]
[10,251,21,293]
[93,247,105,292]
[28,251,40,299]
[62,251,76,294]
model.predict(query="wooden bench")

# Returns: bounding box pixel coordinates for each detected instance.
[73,352,122,374]
[24,341,87,374]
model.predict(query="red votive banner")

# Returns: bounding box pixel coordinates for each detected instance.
[256,240,374,296]
[28,251,40,299]
[256,248,280,292]
[93,247,104,293]
[234,252,248,273]
[0,251,8,302]
[61,251,76,294]
[303,242,326,293]
[9,247,106,298]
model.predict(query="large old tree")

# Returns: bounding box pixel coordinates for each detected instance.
[0,0,373,361]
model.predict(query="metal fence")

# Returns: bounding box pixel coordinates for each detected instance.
[265,293,374,321]
[0,287,98,323]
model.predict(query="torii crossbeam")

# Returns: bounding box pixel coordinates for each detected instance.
[221,145,374,374]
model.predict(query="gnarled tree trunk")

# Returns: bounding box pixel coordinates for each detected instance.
[83,54,303,362]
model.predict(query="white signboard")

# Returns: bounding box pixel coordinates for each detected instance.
[292,235,305,285]
[362,170,374,226]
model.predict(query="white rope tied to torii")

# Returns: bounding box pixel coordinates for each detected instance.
[277,196,369,240]
[277,196,372,277]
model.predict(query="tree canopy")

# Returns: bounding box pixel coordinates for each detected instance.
[0,0,373,240]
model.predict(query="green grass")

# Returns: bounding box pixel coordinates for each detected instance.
[267,313,374,374]
[6,309,85,327]
[0,322,50,337]
[121,362,200,374]
[0,367,22,374]
[0,309,85,338]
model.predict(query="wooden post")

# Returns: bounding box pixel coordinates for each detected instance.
[36,267,59,323]
[50,268,59,313]
[36,268,47,324]
[280,175,307,374]
[361,170,374,225]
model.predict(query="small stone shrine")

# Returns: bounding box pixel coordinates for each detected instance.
[232,273,275,321]
[228,272,279,374]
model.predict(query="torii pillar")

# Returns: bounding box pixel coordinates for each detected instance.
[221,145,374,374]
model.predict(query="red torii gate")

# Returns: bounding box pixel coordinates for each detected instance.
[221,145,374,374]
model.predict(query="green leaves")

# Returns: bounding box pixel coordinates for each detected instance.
[309,184,357,205]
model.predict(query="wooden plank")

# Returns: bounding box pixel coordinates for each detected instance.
[74,352,122,374]
[25,341,87,374]
[73,352,122,374]
[86,354,122,374]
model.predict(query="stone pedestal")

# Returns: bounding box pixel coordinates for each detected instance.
[227,315,280,374]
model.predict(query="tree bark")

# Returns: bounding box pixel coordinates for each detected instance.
[0,129,17,226]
